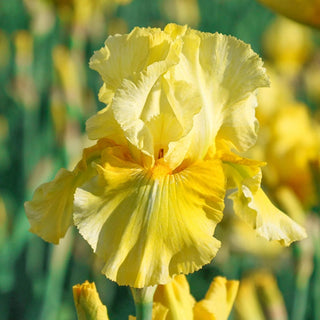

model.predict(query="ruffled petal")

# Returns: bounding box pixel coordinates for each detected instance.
[89,27,175,104]
[153,275,195,320]
[220,151,265,193]
[110,55,180,161]
[88,24,269,169]
[168,28,269,162]
[222,152,306,245]
[24,139,112,244]
[24,168,78,244]
[88,26,184,155]
[86,104,127,144]
[73,146,225,287]
[229,187,307,246]
[193,277,239,320]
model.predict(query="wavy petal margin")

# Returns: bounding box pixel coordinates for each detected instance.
[229,187,307,246]
[74,147,225,287]
[25,168,78,244]
[88,26,182,145]
[221,154,306,246]
[88,24,269,171]
[24,139,111,244]
[168,28,270,162]
[223,153,307,245]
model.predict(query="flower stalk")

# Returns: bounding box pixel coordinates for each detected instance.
[131,286,157,320]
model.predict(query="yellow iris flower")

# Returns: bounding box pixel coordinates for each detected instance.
[256,69,320,209]
[130,275,239,320]
[262,17,313,77]
[74,276,238,320]
[256,0,320,28]
[25,24,306,288]
[235,271,288,320]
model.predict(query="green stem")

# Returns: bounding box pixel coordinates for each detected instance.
[134,300,153,320]
[130,286,157,320]
[291,236,313,320]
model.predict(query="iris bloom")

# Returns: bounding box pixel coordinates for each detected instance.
[130,275,239,320]
[256,69,320,210]
[25,24,306,288]
[262,17,313,77]
[235,271,288,320]
[74,276,238,320]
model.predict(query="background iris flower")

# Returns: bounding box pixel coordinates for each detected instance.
[256,0,320,28]
[74,275,238,320]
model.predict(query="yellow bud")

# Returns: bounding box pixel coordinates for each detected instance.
[73,281,109,320]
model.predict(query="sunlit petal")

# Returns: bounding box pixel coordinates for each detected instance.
[221,151,264,193]
[25,139,111,244]
[169,29,269,162]
[230,187,307,246]
[222,152,306,245]
[86,104,127,144]
[74,147,225,287]
[25,168,78,244]
[89,27,177,104]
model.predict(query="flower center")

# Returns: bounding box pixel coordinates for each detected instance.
[151,152,172,178]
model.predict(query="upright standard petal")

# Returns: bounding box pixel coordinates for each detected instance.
[88,26,183,147]
[166,27,269,162]
[74,145,225,288]
[88,24,269,171]
[89,27,178,104]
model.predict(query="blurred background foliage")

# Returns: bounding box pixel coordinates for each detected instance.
[0,0,320,319]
